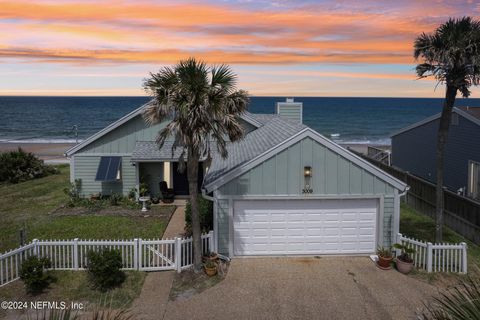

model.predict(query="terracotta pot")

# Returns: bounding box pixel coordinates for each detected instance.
[377,256,393,269]
[396,258,414,274]
[204,266,217,277]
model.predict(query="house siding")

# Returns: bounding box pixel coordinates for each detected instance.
[73,155,136,197]
[392,113,480,191]
[215,137,398,256]
[79,115,166,154]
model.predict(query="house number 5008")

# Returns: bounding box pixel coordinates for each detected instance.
[302,188,313,194]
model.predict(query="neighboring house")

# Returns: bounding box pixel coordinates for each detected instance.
[66,98,407,257]
[391,106,480,201]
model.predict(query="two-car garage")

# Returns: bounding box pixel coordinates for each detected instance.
[233,199,378,256]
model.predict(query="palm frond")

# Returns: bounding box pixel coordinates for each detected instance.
[414,16,480,97]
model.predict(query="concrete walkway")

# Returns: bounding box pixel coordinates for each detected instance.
[131,204,186,320]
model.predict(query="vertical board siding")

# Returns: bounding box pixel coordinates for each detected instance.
[217,200,230,255]
[80,115,166,154]
[219,137,395,197]
[392,114,480,191]
[383,197,395,246]
[74,155,136,197]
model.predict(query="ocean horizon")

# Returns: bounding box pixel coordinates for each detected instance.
[1,96,480,145]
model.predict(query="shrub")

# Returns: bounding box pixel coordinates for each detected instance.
[64,179,82,207]
[185,197,213,235]
[109,193,123,206]
[86,249,125,291]
[20,256,52,293]
[0,148,58,183]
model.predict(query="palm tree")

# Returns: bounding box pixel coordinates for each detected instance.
[143,58,249,271]
[414,17,480,242]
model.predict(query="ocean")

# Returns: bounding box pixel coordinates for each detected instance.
[1,96,480,145]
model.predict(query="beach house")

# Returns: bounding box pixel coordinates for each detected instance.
[65,98,407,257]
[391,106,480,201]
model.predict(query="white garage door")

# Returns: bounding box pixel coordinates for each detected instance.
[233,199,377,256]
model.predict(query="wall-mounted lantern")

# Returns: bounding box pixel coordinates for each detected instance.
[303,166,313,194]
[304,166,312,178]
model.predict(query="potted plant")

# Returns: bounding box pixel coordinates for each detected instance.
[203,251,218,262]
[376,246,393,269]
[204,259,217,277]
[393,243,416,274]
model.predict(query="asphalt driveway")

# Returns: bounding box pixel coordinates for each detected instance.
[164,257,438,320]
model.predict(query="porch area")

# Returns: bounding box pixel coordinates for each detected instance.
[132,141,204,198]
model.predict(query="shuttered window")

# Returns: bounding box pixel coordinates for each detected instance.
[95,157,122,182]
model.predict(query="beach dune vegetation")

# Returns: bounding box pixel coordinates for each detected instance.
[0,148,58,184]
[414,17,480,242]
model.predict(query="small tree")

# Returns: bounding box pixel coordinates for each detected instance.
[414,17,480,242]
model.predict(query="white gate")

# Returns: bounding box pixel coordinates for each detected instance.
[0,231,214,287]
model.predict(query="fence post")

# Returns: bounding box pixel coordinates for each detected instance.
[32,239,38,256]
[133,239,139,271]
[461,242,468,274]
[208,230,214,253]
[427,242,433,273]
[73,238,79,270]
[175,237,182,273]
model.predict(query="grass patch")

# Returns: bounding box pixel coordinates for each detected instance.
[400,203,480,274]
[0,164,176,252]
[0,270,145,311]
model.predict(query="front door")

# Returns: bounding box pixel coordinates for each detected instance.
[172,162,203,195]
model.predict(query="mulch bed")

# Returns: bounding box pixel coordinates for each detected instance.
[51,204,176,218]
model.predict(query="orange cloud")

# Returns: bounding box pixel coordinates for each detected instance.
[0,0,443,65]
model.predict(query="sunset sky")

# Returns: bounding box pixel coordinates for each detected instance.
[0,0,478,97]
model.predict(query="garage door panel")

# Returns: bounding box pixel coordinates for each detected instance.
[233,199,377,256]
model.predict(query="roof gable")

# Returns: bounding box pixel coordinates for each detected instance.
[391,107,480,138]
[204,127,407,193]
[65,102,263,156]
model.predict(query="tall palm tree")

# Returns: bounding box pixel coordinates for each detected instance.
[143,58,249,271]
[414,17,480,242]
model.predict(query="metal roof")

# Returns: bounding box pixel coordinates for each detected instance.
[203,115,307,185]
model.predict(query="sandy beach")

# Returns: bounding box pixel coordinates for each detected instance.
[0,142,389,165]
[0,142,75,164]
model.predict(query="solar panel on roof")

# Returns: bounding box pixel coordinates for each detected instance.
[95,156,122,182]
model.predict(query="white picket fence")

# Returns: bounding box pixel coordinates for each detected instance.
[397,233,467,273]
[0,231,213,287]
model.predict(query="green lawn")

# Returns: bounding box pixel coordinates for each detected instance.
[400,203,480,273]
[0,165,174,252]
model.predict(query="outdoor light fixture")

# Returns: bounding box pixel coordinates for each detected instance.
[304,166,312,177]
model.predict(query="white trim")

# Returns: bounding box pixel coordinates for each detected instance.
[391,107,480,137]
[205,128,407,192]
[65,103,149,156]
[393,190,400,245]
[69,156,75,183]
[135,161,140,200]
[73,153,132,157]
[213,190,219,252]
[65,102,262,157]
[228,198,234,257]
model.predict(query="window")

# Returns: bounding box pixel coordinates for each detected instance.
[95,157,122,182]
[468,161,480,200]
[451,113,459,125]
